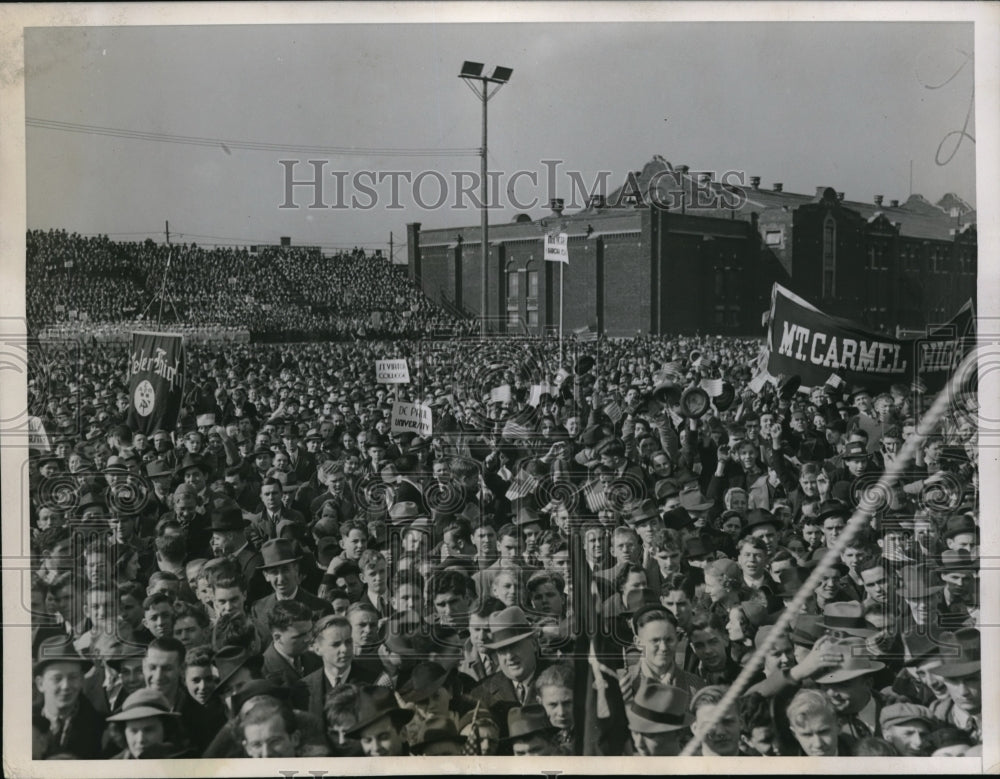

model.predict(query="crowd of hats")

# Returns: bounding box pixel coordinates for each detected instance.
[26,229,477,339]
[24,315,983,759]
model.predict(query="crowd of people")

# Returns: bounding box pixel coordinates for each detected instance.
[26,230,476,340]
[24,325,982,760]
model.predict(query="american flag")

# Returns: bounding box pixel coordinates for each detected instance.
[583,479,611,513]
[602,400,624,424]
[573,324,598,342]
[505,471,540,500]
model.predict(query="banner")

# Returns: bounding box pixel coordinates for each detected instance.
[544,232,569,264]
[376,359,410,384]
[390,401,432,437]
[126,331,185,434]
[765,284,974,394]
[27,416,51,453]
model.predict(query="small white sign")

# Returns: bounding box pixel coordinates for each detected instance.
[376,359,411,384]
[390,401,432,436]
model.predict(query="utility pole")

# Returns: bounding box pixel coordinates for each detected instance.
[389,231,394,264]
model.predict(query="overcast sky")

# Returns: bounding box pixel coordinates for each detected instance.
[25,22,976,254]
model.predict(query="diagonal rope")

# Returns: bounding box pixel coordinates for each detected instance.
[679,345,979,756]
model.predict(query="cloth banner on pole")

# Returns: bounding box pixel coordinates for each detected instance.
[126,331,186,435]
[376,359,410,384]
[544,232,569,264]
[765,283,974,394]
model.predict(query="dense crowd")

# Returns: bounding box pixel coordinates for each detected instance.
[26,230,477,339]
[24,329,982,759]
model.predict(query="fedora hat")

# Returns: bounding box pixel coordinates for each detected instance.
[483,606,537,650]
[346,686,414,737]
[789,614,824,647]
[145,459,173,479]
[814,639,885,684]
[819,601,876,638]
[259,538,302,569]
[626,681,694,733]
[505,704,558,742]
[739,508,779,539]
[410,716,466,753]
[209,506,249,532]
[76,492,107,514]
[661,506,695,531]
[625,499,661,527]
[938,548,978,572]
[815,500,851,523]
[897,564,944,599]
[211,645,264,694]
[34,635,93,676]
[103,642,146,672]
[682,535,714,560]
[901,630,941,667]
[654,478,681,501]
[941,514,978,541]
[574,355,596,376]
[934,627,980,678]
[231,679,292,714]
[396,661,450,704]
[514,502,543,527]
[175,453,210,475]
[679,483,714,513]
[388,501,422,524]
[106,688,180,722]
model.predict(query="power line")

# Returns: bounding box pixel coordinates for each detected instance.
[26,117,479,158]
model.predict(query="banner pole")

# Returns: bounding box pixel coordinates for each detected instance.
[559,261,564,369]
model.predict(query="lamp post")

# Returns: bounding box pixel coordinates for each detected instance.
[459,61,513,336]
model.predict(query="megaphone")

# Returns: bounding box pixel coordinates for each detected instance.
[714,380,736,412]
[680,386,712,419]
[651,381,682,407]
[688,349,702,366]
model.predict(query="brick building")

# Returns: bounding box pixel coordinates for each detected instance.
[407,157,976,337]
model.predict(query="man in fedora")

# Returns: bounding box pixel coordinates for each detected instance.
[813,637,886,739]
[208,504,267,601]
[929,627,981,744]
[897,563,945,634]
[942,514,978,556]
[624,681,693,756]
[250,538,333,646]
[105,688,192,758]
[469,606,549,735]
[345,685,415,756]
[33,635,105,759]
[505,704,560,756]
[937,549,978,627]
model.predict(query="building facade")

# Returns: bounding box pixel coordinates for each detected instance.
[407,158,976,337]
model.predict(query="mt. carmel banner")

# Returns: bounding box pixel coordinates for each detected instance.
[765,284,974,394]
[126,331,186,434]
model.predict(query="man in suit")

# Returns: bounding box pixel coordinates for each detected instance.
[261,600,322,688]
[33,635,106,759]
[250,539,333,646]
[469,606,550,737]
[207,505,268,602]
[301,615,380,732]
[248,478,306,546]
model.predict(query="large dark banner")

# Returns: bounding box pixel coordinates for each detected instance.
[766,285,974,394]
[126,331,186,434]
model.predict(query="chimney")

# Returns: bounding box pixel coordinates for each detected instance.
[874,195,884,206]
[588,194,606,209]
[890,199,899,207]
[678,165,690,175]
[750,176,761,190]
[837,192,845,202]
[549,198,564,216]
[773,183,783,192]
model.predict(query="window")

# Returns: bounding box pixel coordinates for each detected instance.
[507,269,519,299]
[508,310,521,329]
[765,230,783,247]
[526,308,538,327]
[527,270,539,300]
[822,217,836,298]
[714,269,725,298]
[713,306,725,326]
[727,306,741,327]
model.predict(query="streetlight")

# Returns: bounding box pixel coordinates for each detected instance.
[459,61,513,336]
